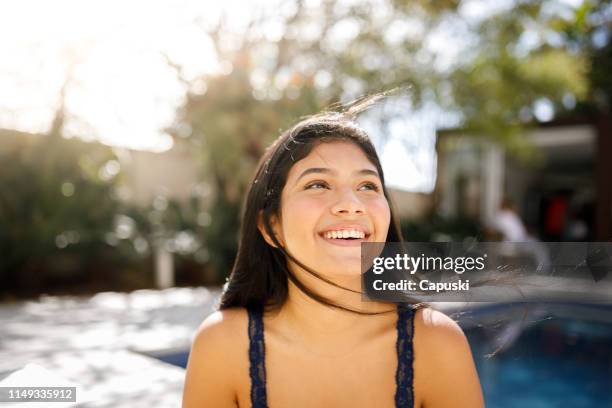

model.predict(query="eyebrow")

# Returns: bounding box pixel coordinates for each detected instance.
[295,167,380,184]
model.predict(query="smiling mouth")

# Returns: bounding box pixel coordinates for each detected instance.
[318,231,371,242]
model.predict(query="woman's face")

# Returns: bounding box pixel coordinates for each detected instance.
[270,140,391,277]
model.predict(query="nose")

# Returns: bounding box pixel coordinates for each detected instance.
[331,188,366,216]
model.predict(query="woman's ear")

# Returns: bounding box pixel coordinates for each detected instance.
[257,210,283,248]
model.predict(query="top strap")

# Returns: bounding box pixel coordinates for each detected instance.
[248,305,269,408]
[395,303,416,408]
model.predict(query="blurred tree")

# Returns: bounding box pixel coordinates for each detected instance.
[553,0,612,113]
[556,0,612,240]
[446,1,592,156]
[0,126,126,295]
[171,63,321,279]
[1,1,604,292]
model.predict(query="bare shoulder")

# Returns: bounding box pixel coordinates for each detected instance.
[190,307,250,369]
[413,306,473,366]
[413,306,467,346]
[412,306,484,408]
[182,308,249,408]
[193,307,249,346]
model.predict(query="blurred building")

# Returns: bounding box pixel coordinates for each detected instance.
[387,189,432,220]
[435,116,612,241]
[113,142,201,207]
[0,128,201,208]
[4,118,611,243]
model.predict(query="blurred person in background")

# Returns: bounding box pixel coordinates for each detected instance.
[492,198,529,242]
[492,197,550,273]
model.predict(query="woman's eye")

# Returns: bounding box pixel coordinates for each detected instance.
[305,181,329,190]
[359,182,380,192]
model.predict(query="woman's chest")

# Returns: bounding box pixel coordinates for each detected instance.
[268,350,399,407]
[236,330,404,408]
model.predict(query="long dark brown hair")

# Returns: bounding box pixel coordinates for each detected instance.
[219,95,408,313]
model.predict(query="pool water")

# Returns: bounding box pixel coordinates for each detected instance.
[154,349,190,369]
[464,303,612,408]
[158,303,612,407]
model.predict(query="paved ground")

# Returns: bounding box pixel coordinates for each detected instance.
[0,287,221,407]
[0,286,476,408]
[4,282,605,407]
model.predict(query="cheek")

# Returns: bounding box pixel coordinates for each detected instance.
[280,196,326,239]
[369,198,391,235]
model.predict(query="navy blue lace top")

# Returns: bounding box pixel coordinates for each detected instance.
[247,303,416,408]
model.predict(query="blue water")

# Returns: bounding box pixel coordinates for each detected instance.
[158,303,612,407]
[154,349,190,368]
[464,303,612,408]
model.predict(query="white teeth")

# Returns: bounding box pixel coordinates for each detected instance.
[323,229,367,239]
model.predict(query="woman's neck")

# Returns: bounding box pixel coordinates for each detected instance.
[273,269,396,342]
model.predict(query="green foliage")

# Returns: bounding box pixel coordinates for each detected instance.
[0,132,135,295]
[446,1,591,158]
[170,0,468,279]
[204,191,242,282]
[3,0,606,293]
[168,0,605,279]
[174,65,322,279]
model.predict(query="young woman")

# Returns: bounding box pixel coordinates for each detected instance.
[182,104,484,408]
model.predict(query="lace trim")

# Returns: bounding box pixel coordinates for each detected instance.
[395,303,415,408]
[248,306,269,408]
